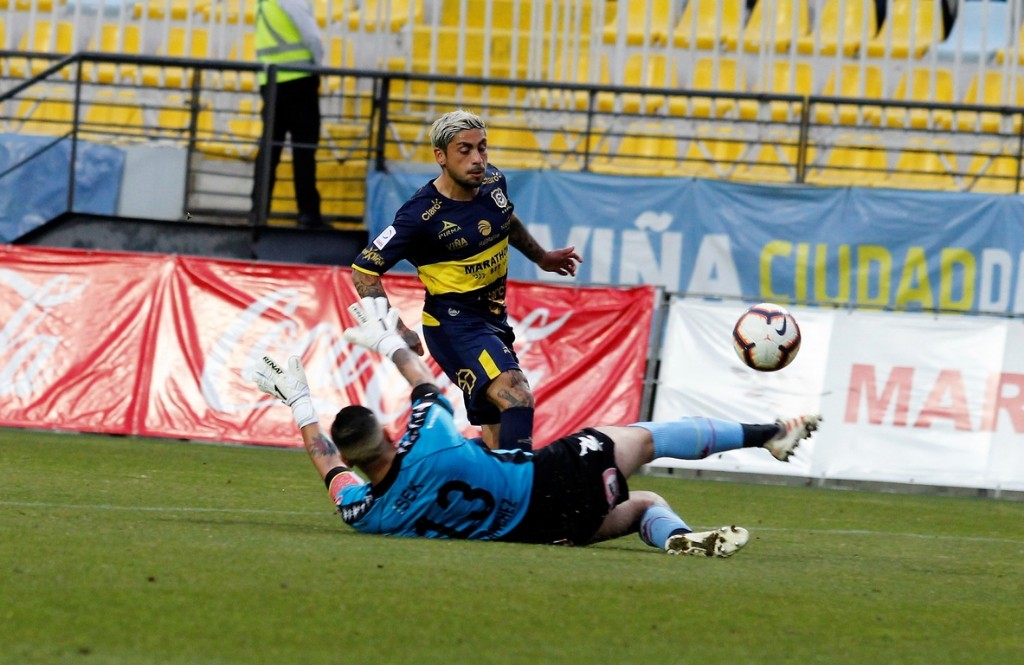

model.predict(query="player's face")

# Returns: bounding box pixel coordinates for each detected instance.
[437,129,487,190]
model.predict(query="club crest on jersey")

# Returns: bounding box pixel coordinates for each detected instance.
[490,188,509,209]
[457,368,477,394]
[438,220,461,239]
[373,225,396,249]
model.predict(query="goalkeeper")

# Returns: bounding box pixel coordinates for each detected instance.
[254,298,821,556]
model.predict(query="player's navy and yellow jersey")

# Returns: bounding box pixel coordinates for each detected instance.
[351,165,515,323]
[333,384,533,539]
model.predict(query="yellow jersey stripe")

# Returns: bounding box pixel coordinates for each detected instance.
[422,311,440,327]
[417,240,509,296]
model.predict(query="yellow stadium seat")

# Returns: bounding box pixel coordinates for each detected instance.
[536,51,611,111]
[590,121,681,176]
[733,141,806,183]
[889,140,958,191]
[154,93,194,139]
[597,53,678,114]
[865,0,942,58]
[83,24,143,84]
[884,67,955,129]
[805,138,888,186]
[669,58,757,119]
[756,61,814,122]
[672,0,745,50]
[742,0,810,53]
[668,130,747,179]
[134,0,211,20]
[965,147,1020,193]
[603,0,674,46]
[223,33,258,91]
[344,0,423,32]
[957,72,1024,133]
[814,64,884,126]
[81,89,146,142]
[485,117,547,169]
[797,0,878,56]
[8,21,77,78]
[16,88,76,136]
[143,27,210,88]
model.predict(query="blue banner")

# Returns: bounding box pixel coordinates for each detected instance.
[365,168,1024,314]
[0,134,124,242]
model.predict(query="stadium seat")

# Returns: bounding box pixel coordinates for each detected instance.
[814,63,884,126]
[889,140,958,191]
[742,0,810,53]
[536,51,611,111]
[344,0,423,32]
[884,67,955,130]
[83,24,143,85]
[485,117,546,169]
[15,87,76,136]
[590,121,681,176]
[669,57,757,119]
[143,27,211,88]
[733,141,805,183]
[81,89,146,143]
[602,0,674,46]
[957,72,1024,133]
[7,20,77,79]
[964,146,1021,193]
[154,92,194,139]
[937,0,1011,62]
[797,0,878,56]
[672,0,745,50]
[669,128,747,178]
[599,53,679,114]
[199,0,258,24]
[222,33,258,91]
[133,0,211,21]
[996,9,1024,64]
[755,60,814,122]
[805,136,888,186]
[865,0,943,58]
[196,98,261,159]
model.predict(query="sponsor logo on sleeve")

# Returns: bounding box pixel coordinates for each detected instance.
[372,225,396,249]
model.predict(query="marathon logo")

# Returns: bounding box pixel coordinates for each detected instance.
[464,245,508,275]
[421,198,443,221]
[438,220,461,239]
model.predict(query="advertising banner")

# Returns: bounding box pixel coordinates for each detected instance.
[367,170,1024,314]
[651,298,1024,491]
[0,246,653,448]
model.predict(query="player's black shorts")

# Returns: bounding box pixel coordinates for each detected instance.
[502,428,629,546]
[422,310,521,426]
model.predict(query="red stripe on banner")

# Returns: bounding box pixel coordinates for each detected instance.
[0,246,654,448]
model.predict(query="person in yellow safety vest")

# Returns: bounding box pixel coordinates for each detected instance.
[250,0,327,229]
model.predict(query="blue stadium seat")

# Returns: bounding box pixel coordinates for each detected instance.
[936,0,1011,62]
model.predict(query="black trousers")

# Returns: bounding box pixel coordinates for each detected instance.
[251,74,322,225]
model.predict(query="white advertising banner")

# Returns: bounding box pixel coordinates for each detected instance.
[651,299,1024,491]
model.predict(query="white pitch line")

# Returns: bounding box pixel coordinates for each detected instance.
[3,501,1023,546]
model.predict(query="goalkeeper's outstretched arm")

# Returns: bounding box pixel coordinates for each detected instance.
[344,296,435,389]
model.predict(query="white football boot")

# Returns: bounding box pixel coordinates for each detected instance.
[764,414,821,462]
[665,526,750,558]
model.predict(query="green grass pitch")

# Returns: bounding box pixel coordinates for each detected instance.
[2,428,1022,664]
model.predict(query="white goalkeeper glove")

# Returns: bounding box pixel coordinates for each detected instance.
[254,355,318,429]
[343,296,408,360]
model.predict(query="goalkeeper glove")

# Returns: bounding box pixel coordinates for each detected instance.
[255,355,318,429]
[343,296,408,360]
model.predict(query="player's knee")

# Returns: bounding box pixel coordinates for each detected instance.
[629,490,668,511]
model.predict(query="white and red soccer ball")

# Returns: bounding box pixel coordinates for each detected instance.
[732,303,801,372]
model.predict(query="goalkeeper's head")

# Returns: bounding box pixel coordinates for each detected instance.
[331,405,389,467]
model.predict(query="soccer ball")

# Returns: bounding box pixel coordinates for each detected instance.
[732,303,801,372]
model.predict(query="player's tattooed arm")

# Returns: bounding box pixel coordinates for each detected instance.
[509,214,582,277]
[308,432,339,458]
[351,268,425,355]
[508,214,545,263]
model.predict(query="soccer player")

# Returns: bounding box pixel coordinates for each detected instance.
[349,109,582,453]
[253,298,822,556]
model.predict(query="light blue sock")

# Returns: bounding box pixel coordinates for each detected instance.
[639,504,691,549]
[632,417,745,460]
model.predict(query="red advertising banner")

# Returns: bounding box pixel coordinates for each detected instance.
[0,245,654,448]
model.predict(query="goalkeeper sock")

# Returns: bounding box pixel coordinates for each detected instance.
[639,504,690,549]
[632,417,744,460]
[498,406,534,452]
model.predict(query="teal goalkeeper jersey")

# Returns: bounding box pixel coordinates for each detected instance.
[334,385,533,539]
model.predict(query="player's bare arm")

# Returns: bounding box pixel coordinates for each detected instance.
[508,214,582,277]
[351,269,424,355]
